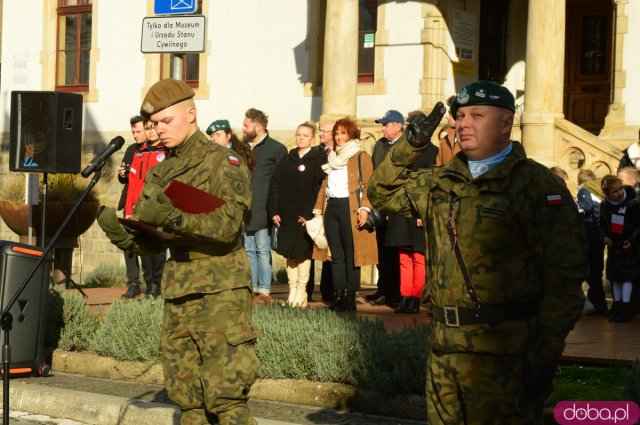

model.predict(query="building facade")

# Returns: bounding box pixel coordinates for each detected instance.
[0,0,638,278]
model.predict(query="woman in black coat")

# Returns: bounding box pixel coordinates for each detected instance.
[268,122,327,307]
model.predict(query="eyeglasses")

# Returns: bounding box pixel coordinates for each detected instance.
[319,130,332,134]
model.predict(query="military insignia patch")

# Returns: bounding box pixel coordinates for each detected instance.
[546,194,562,206]
[228,155,240,166]
[142,101,154,114]
[457,88,470,104]
[232,179,245,195]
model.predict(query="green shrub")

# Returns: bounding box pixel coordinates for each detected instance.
[548,364,629,405]
[626,360,640,404]
[45,287,65,351]
[253,305,428,394]
[89,298,163,364]
[272,267,287,284]
[57,291,100,352]
[83,263,127,288]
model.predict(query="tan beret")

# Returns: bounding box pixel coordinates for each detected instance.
[140,78,195,117]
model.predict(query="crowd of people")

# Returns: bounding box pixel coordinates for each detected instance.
[95,77,636,424]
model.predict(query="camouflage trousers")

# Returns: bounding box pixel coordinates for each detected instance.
[426,351,544,425]
[161,287,259,425]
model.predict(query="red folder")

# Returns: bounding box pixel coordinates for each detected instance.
[163,180,225,213]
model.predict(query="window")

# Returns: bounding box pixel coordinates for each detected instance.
[56,0,92,91]
[160,0,202,87]
[358,0,378,83]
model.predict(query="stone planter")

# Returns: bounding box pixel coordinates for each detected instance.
[0,200,99,287]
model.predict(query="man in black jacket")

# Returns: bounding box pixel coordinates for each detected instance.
[117,115,147,299]
[367,110,404,307]
[242,108,287,302]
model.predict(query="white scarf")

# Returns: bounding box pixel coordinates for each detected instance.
[322,139,361,174]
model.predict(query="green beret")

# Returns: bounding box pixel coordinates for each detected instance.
[140,78,195,117]
[206,119,231,135]
[450,81,515,117]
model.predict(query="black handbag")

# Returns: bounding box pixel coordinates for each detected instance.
[356,153,384,231]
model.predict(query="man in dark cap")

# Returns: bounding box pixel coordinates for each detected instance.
[97,78,258,425]
[369,81,588,423]
[366,109,405,307]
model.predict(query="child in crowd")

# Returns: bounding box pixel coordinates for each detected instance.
[576,170,607,314]
[618,166,640,198]
[599,175,640,322]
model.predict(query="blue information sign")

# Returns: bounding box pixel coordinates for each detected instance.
[154,0,197,15]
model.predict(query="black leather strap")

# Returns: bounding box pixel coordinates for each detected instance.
[432,303,536,327]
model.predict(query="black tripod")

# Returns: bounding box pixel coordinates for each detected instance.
[1,170,102,425]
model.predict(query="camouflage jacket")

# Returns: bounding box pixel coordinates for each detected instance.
[368,136,588,361]
[127,130,253,300]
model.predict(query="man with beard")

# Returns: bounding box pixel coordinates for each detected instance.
[242,108,287,303]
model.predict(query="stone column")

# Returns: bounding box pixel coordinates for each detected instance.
[521,0,566,165]
[321,0,359,121]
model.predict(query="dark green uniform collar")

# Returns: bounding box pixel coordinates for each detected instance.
[173,130,208,158]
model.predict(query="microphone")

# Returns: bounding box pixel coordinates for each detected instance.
[81,136,125,177]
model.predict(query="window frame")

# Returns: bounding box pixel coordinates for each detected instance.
[55,0,93,92]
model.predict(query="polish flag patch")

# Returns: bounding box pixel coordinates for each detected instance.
[611,214,624,234]
[228,155,240,166]
[546,194,562,206]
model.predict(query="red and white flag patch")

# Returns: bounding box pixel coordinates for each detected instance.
[611,214,624,234]
[546,194,562,206]
[228,155,240,166]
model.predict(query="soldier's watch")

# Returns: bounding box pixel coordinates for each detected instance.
[167,216,182,233]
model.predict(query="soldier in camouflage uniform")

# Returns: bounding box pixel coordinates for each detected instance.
[97,79,258,425]
[368,81,588,424]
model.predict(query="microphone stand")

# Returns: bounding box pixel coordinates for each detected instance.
[1,169,103,425]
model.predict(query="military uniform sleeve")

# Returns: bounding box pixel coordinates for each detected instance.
[528,170,588,362]
[179,156,252,243]
[368,134,432,217]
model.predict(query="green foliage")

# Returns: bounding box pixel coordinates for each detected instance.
[57,291,100,352]
[548,364,629,405]
[626,360,640,404]
[45,287,65,351]
[0,173,99,203]
[89,298,163,364]
[272,267,288,284]
[82,263,128,288]
[253,305,428,394]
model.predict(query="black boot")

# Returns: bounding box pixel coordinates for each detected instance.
[336,290,357,311]
[405,297,421,314]
[146,281,161,299]
[608,301,621,322]
[121,283,141,299]
[394,296,410,314]
[330,290,346,311]
[612,302,634,323]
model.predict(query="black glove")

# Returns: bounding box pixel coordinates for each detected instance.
[406,102,447,148]
[522,355,556,403]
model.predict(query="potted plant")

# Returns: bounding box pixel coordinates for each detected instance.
[0,173,100,286]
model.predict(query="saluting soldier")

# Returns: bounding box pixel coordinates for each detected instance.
[368,81,588,424]
[97,78,258,425]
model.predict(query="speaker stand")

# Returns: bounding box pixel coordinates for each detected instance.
[1,170,103,425]
[50,255,87,298]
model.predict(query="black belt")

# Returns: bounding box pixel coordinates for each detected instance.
[432,303,536,327]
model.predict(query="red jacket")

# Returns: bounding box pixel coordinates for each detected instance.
[124,142,170,216]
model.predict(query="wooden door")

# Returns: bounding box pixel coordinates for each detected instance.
[564,0,613,134]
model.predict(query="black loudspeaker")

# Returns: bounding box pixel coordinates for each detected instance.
[9,91,83,173]
[0,241,52,376]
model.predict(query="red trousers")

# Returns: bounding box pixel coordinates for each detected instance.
[399,248,426,298]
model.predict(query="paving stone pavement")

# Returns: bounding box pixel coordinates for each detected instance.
[10,373,426,425]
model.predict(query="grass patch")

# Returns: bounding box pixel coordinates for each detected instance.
[549,364,630,404]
